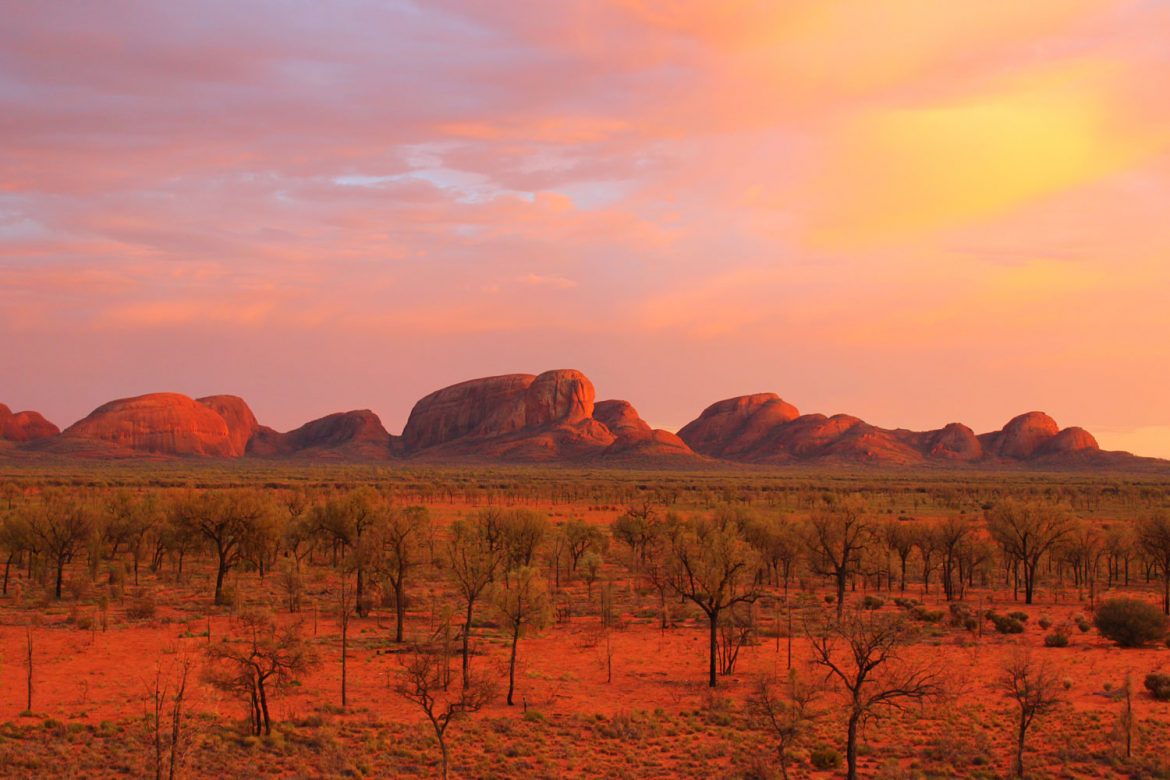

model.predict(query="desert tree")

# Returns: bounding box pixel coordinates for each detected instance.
[742,514,802,596]
[145,655,193,780]
[912,522,939,595]
[312,487,388,616]
[28,493,94,600]
[882,519,917,593]
[751,669,824,780]
[446,516,501,689]
[376,505,431,642]
[808,609,942,780]
[611,501,657,581]
[395,645,495,780]
[492,565,551,705]
[204,609,318,736]
[1137,512,1170,614]
[1061,521,1103,604]
[1001,649,1062,778]
[0,507,32,596]
[563,518,608,575]
[495,509,549,574]
[668,514,761,687]
[986,499,1072,605]
[934,516,973,601]
[1104,522,1136,587]
[805,500,870,620]
[173,490,274,605]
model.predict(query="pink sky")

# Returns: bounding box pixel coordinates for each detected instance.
[3,1,1170,456]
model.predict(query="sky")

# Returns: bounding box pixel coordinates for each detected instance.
[2,1,1170,457]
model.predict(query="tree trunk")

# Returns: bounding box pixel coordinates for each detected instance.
[395,577,406,642]
[836,570,847,620]
[1016,714,1027,778]
[707,609,718,688]
[507,621,520,705]
[462,600,474,690]
[846,710,860,780]
[439,735,450,780]
[257,677,271,736]
[214,559,227,606]
[54,557,64,600]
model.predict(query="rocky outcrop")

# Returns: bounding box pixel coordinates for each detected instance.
[196,395,259,456]
[61,393,238,457]
[400,371,595,452]
[249,410,393,459]
[678,395,1110,467]
[983,412,1061,459]
[677,394,800,458]
[0,403,59,442]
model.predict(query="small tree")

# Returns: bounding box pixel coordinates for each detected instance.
[1137,513,1170,614]
[805,501,870,619]
[205,610,318,736]
[28,494,92,600]
[145,656,192,780]
[1001,650,1062,778]
[379,505,430,642]
[987,500,1071,605]
[668,514,760,687]
[1094,597,1168,647]
[808,609,941,780]
[751,669,823,780]
[396,646,495,780]
[492,565,551,705]
[173,490,273,606]
[446,517,500,689]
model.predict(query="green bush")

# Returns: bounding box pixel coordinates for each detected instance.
[1145,673,1170,701]
[1094,598,1168,648]
[893,597,919,609]
[810,746,842,771]
[986,611,1025,634]
[862,595,884,611]
[1007,611,1029,623]
[1043,631,1069,648]
[910,606,944,623]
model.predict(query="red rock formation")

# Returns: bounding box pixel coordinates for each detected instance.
[1038,426,1100,455]
[0,403,59,442]
[62,393,237,457]
[249,410,392,459]
[594,400,698,462]
[925,423,983,461]
[677,393,800,457]
[401,369,597,453]
[986,412,1060,459]
[594,400,652,436]
[196,395,259,456]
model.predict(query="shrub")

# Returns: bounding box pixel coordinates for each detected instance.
[125,589,157,621]
[1043,631,1069,648]
[862,596,884,611]
[986,611,1025,634]
[893,598,919,609]
[1094,598,1168,648]
[810,746,842,771]
[910,606,944,623]
[1038,618,1052,630]
[1007,611,1029,623]
[1145,673,1170,701]
[1074,615,1091,633]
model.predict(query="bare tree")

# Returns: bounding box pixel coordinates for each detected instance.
[987,499,1071,605]
[146,656,193,780]
[396,646,495,780]
[751,669,823,780]
[1001,649,1062,778]
[205,610,318,736]
[809,609,942,780]
[806,501,870,620]
[492,565,551,705]
[668,514,760,687]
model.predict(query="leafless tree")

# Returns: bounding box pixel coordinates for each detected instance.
[808,609,942,780]
[751,669,824,780]
[1001,649,1062,778]
[205,610,318,735]
[395,645,495,780]
[146,655,193,780]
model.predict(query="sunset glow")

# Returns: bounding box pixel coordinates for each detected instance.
[3,1,1169,454]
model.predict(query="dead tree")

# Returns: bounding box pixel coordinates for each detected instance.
[751,669,823,780]
[395,646,495,780]
[1001,650,1062,778]
[809,609,942,780]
